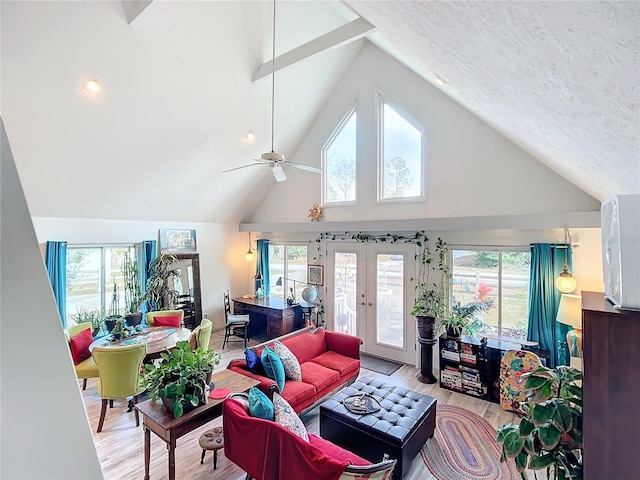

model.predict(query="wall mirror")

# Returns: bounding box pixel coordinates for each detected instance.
[170,253,202,329]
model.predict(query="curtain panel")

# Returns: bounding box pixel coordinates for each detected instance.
[256,239,270,295]
[527,243,573,367]
[45,241,67,326]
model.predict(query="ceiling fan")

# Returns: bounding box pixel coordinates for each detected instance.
[221,0,323,182]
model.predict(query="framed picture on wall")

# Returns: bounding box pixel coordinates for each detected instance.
[308,264,324,286]
[160,229,197,253]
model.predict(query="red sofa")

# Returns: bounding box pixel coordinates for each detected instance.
[227,327,361,413]
[223,396,373,480]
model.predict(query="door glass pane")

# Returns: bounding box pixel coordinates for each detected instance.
[376,254,404,348]
[66,248,102,322]
[334,252,357,336]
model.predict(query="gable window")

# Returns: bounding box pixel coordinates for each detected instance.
[267,244,308,301]
[323,109,356,204]
[451,249,531,340]
[66,245,136,323]
[379,96,423,201]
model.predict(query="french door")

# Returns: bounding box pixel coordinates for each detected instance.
[326,242,416,364]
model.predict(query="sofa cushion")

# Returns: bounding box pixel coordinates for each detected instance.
[245,348,262,373]
[261,346,286,392]
[274,340,302,381]
[273,392,309,442]
[279,380,316,408]
[69,328,93,365]
[309,351,360,378]
[248,387,274,421]
[282,328,326,364]
[300,361,340,393]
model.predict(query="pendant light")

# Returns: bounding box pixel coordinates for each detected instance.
[245,232,255,263]
[555,227,577,293]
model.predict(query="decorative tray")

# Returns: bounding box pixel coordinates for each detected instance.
[343,393,381,415]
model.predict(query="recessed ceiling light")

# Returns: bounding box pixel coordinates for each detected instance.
[83,78,102,93]
[435,74,448,86]
[244,130,256,142]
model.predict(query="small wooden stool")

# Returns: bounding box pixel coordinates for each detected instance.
[199,426,224,469]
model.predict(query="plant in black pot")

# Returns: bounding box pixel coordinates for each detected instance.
[70,306,104,337]
[143,341,221,418]
[138,254,181,314]
[497,365,583,479]
[103,281,125,333]
[122,249,143,327]
[437,299,493,339]
[411,236,449,340]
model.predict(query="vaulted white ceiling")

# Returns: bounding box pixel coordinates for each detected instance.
[1,1,638,224]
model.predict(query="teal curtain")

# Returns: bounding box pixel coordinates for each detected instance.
[45,241,67,326]
[140,240,157,315]
[527,243,573,367]
[256,239,270,295]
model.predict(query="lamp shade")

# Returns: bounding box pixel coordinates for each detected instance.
[556,294,582,329]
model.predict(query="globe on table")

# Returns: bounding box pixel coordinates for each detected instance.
[301,285,318,303]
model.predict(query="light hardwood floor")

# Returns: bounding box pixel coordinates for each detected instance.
[80,330,521,480]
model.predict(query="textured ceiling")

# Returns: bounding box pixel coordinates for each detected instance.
[1,1,638,224]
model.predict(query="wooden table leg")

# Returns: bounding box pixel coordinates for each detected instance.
[168,437,176,480]
[144,427,151,480]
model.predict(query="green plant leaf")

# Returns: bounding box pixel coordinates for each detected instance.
[525,375,550,389]
[515,451,529,472]
[528,453,554,470]
[538,423,562,450]
[502,429,524,458]
[553,403,573,432]
[523,435,536,456]
[519,418,535,436]
[173,401,183,418]
[532,402,556,424]
[497,423,518,443]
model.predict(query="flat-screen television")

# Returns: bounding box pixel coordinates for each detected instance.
[601,194,640,310]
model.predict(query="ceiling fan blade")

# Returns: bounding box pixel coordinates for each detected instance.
[270,163,287,182]
[221,163,262,173]
[286,162,324,174]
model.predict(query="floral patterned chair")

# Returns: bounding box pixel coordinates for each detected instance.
[499,349,542,414]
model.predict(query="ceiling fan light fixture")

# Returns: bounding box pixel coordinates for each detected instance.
[270,163,287,182]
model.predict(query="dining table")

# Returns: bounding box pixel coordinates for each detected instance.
[89,326,192,362]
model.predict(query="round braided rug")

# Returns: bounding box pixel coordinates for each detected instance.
[421,405,520,480]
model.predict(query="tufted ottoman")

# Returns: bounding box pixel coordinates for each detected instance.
[319,376,436,480]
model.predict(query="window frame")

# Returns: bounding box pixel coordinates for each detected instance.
[449,246,531,339]
[322,106,358,206]
[267,243,309,300]
[376,89,426,204]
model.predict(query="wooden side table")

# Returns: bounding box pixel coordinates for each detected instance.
[135,369,259,480]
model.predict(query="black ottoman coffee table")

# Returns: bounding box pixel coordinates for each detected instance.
[319,376,436,480]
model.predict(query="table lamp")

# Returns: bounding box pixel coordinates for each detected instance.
[556,294,582,357]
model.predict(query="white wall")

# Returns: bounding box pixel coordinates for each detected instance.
[30,217,254,331]
[1,118,103,478]
[250,41,600,224]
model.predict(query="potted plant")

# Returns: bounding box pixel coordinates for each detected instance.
[122,250,143,327]
[138,254,182,313]
[109,316,128,341]
[497,365,583,479]
[70,306,103,337]
[142,341,221,418]
[103,281,125,333]
[411,236,449,340]
[437,300,493,339]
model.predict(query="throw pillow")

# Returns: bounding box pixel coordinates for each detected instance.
[261,346,286,393]
[69,328,93,365]
[245,348,262,373]
[273,340,302,381]
[273,392,309,442]
[153,314,181,327]
[248,387,274,421]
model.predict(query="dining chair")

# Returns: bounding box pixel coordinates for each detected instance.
[223,290,250,349]
[145,309,184,327]
[63,322,100,390]
[92,343,147,433]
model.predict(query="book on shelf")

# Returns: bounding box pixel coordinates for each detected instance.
[442,350,460,362]
[462,379,483,389]
[443,339,459,351]
[459,365,480,374]
[460,352,477,364]
[462,372,481,383]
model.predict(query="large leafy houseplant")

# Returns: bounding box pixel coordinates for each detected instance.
[437,299,494,338]
[139,254,181,312]
[411,237,449,318]
[497,365,583,480]
[143,340,221,418]
[70,306,103,337]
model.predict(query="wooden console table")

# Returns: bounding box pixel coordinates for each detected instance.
[135,369,259,480]
[232,296,302,339]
